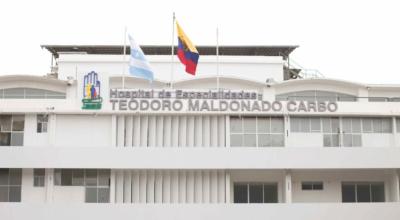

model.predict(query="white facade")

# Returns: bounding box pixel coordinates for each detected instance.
[1,47,400,220]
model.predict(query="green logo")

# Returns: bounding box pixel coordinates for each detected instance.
[82,71,102,110]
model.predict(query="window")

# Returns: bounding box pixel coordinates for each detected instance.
[362,118,392,133]
[233,183,278,203]
[0,115,24,146]
[37,115,48,133]
[290,117,321,132]
[276,90,357,102]
[33,169,45,187]
[342,118,362,147]
[230,116,284,147]
[0,169,22,202]
[54,169,110,203]
[301,181,323,190]
[0,88,66,99]
[342,182,385,203]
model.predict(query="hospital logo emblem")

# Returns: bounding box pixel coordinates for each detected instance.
[82,71,102,110]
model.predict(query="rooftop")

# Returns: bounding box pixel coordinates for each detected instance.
[41,45,298,59]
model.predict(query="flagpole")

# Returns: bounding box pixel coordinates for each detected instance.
[216,27,220,91]
[123,26,127,89]
[170,12,176,89]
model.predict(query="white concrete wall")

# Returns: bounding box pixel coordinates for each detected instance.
[286,133,323,148]
[52,186,85,203]
[2,203,400,220]
[54,115,112,147]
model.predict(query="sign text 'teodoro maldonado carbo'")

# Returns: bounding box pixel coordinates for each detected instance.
[109,89,338,112]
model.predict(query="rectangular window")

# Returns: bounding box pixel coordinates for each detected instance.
[54,169,110,203]
[37,115,48,133]
[341,182,385,203]
[230,116,284,147]
[233,183,278,203]
[33,169,45,187]
[0,168,22,202]
[301,181,323,190]
[0,115,24,146]
[362,118,392,133]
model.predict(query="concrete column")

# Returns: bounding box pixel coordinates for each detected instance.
[109,169,116,203]
[45,168,54,203]
[285,170,292,203]
[48,114,57,146]
[225,171,231,203]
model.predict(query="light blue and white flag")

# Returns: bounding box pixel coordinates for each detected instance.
[128,35,154,81]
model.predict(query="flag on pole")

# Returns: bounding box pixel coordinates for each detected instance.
[176,21,199,75]
[128,35,154,81]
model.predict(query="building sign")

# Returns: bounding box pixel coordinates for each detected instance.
[109,89,338,112]
[82,71,102,110]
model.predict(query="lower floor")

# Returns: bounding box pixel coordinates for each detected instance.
[0,168,399,204]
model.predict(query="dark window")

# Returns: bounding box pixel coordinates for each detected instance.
[234,184,248,203]
[33,169,45,187]
[302,181,323,190]
[0,115,24,146]
[264,184,278,203]
[249,184,263,203]
[0,168,22,202]
[342,182,385,203]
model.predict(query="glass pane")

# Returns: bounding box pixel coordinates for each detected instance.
[54,169,61,185]
[98,170,110,186]
[234,184,248,203]
[11,133,24,146]
[0,186,8,202]
[342,119,352,133]
[343,134,353,147]
[12,115,24,131]
[342,184,356,202]
[310,118,320,132]
[0,169,9,185]
[362,118,373,133]
[24,88,45,98]
[352,118,361,133]
[85,187,98,203]
[249,184,263,203]
[371,183,385,202]
[98,188,110,203]
[357,184,371,202]
[313,182,323,190]
[257,117,270,133]
[299,118,310,132]
[230,117,242,133]
[382,118,392,133]
[271,118,284,133]
[4,88,24,99]
[372,118,382,133]
[322,118,331,133]
[290,118,300,132]
[243,118,256,133]
[34,169,45,176]
[352,135,362,147]
[230,135,242,147]
[9,169,21,185]
[302,182,313,190]
[9,186,21,202]
[0,132,11,146]
[42,123,48,133]
[61,169,73,186]
[331,118,339,133]
[0,115,12,132]
[397,118,400,133]
[85,169,98,186]
[264,184,278,203]
[332,134,339,146]
[271,134,284,147]
[72,169,84,186]
[243,134,257,147]
[258,134,271,147]
[323,135,331,147]
[37,115,48,123]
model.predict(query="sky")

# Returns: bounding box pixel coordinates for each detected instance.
[1,0,399,84]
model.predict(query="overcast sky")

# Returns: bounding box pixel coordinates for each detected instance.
[1,0,399,84]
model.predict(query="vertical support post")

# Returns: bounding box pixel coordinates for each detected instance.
[285,169,292,203]
[45,168,54,203]
[110,169,116,203]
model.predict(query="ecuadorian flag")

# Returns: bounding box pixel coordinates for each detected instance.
[176,21,199,75]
